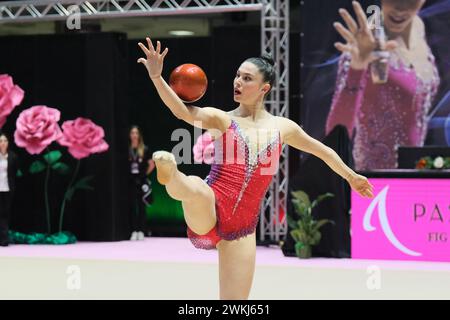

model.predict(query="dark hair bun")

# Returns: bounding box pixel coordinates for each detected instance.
[260,53,275,67]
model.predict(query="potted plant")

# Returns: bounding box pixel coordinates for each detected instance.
[288,190,334,259]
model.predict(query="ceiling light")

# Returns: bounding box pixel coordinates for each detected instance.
[169,30,195,36]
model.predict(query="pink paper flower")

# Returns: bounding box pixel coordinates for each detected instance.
[15,106,62,154]
[0,74,24,128]
[193,132,215,164]
[58,117,109,159]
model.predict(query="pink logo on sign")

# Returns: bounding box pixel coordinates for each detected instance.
[352,178,450,262]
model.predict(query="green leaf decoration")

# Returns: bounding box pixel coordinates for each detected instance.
[29,160,46,174]
[65,176,95,202]
[311,231,321,245]
[290,229,302,243]
[65,187,76,201]
[78,185,94,191]
[299,230,309,244]
[311,193,335,208]
[52,162,70,175]
[312,219,335,233]
[16,169,23,177]
[444,158,450,169]
[74,176,94,190]
[293,199,311,217]
[8,230,77,245]
[291,190,311,207]
[287,215,298,229]
[43,150,62,165]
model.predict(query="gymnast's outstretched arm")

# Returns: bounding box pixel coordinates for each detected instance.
[137,37,230,132]
[280,117,374,198]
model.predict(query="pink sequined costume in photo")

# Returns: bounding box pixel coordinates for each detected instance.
[325,50,440,170]
[187,119,282,250]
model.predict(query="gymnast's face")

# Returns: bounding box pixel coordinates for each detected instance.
[382,0,425,34]
[233,62,270,104]
[0,135,8,154]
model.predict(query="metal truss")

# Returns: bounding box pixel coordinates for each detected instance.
[0,0,289,243]
[0,0,264,21]
[259,0,289,243]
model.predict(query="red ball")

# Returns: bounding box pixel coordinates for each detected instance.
[169,64,208,103]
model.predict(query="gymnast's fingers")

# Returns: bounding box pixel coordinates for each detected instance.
[146,37,156,54]
[161,47,169,60]
[138,42,150,57]
[156,40,161,54]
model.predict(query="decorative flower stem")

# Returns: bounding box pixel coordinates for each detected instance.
[59,160,80,233]
[44,148,51,234]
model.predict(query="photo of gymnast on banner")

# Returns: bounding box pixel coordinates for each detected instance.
[300,0,450,171]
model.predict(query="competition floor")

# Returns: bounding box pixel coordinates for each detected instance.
[0,237,449,299]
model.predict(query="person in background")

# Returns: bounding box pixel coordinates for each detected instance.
[128,125,155,241]
[0,132,19,247]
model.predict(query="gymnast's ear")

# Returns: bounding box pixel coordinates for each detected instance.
[262,83,271,95]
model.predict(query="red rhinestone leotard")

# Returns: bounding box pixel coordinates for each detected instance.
[187,118,282,249]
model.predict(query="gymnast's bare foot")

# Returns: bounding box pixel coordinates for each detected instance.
[152,151,177,185]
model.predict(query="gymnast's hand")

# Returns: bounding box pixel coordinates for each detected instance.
[137,37,169,80]
[333,1,397,70]
[348,173,374,198]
